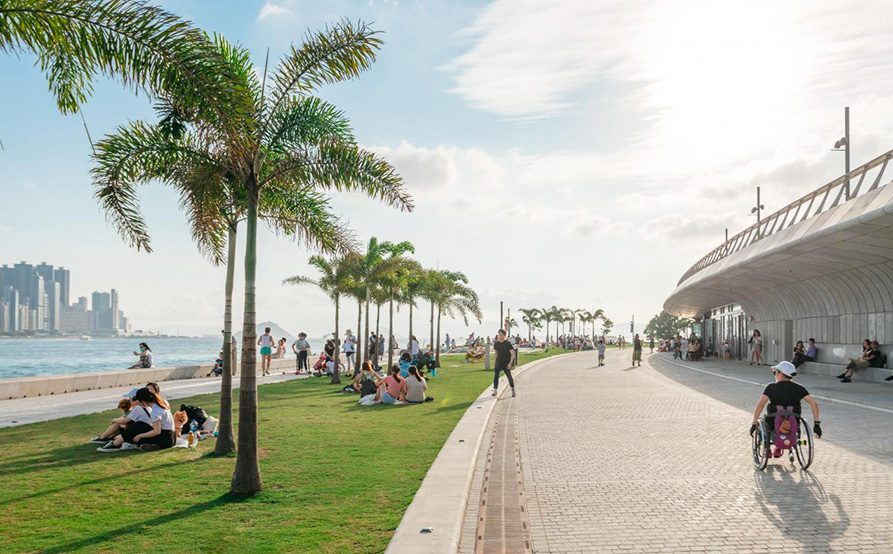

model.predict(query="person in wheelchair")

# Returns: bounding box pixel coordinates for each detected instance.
[750,361,822,457]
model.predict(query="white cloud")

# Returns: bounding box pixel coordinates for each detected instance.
[257,2,293,21]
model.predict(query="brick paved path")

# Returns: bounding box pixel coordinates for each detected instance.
[461,348,893,553]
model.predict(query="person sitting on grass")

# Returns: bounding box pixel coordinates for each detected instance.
[837,340,884,383]
[89,397,139,444]
[98,388,176,453]
[399,351,413,377]
[404,365,430,404]
[376,365,406,404]
[465,345,484,363]
[345,361,380,394]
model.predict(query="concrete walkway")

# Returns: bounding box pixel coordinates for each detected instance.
[459,348,893,553]
[0,372,304,428]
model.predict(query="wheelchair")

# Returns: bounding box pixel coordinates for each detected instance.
[751,408,814,471]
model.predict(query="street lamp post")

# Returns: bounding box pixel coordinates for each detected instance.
[833,107,850,199]
[750,186,765,222]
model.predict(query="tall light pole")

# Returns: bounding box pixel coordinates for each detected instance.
[833,107,850,199]
[750,186,765,222]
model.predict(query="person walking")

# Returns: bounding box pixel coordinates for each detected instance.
[343,329,357,369]
[491,329,517,398]
[258,328,274,375]
[632,334,643,366]
[292,332,310,374]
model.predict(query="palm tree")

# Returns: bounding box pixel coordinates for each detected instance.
[383,259,421,369]
[542,305,560,345]
[0,1,249,135]
[354,237,414,363]
[505,317,518,335]
[283,254,353,384]
[590,309,605,337]
[400,265,428,354]
[518,309,540,343]
[92,24,412,495]
[432,270,482,367]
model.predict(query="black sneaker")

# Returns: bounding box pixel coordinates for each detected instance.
[97,441,121,452]
[835,373,846,379]
[89,436,107,444]
[840,377,852,383]
[884,375,893,381]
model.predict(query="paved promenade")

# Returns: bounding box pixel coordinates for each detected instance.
[460,348,893,553]
[0,372,303,428]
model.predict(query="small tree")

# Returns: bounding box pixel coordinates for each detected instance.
[644,311,693,340]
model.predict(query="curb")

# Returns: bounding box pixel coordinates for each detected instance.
[384,353,573,554]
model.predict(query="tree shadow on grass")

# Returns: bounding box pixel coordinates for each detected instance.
[35,492,248,554]
[0,442,115,477]
[0,450,218,508]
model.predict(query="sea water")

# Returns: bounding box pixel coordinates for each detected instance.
[0,337,327,379]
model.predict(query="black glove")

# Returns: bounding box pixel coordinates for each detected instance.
[749,423,758,437]
[813,421,822,439]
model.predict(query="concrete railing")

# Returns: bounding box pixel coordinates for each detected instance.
[679,148,893,286]
[0,358,297,400]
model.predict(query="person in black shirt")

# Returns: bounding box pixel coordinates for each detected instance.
[491,329,517,398]
[838,340,881,383]
[750,361,821,455]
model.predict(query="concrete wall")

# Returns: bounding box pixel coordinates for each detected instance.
[0,357,297,400]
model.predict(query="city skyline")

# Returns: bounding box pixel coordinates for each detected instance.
[0,260,130,335]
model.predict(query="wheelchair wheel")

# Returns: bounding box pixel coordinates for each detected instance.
[795,417,814,470]
[752,419,770,470]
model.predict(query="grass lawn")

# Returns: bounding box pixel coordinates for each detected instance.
[0,350,562,554]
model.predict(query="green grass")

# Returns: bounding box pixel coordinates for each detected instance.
[0,350,561,554]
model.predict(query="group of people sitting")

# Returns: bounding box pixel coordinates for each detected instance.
[670,335,705,361]
[342,360,434,405]
[90,381,217,453]
[836,339,889,383]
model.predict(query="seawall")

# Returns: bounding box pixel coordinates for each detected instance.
[0,358,298,400]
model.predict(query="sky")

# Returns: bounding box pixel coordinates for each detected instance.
[2,0,893,341]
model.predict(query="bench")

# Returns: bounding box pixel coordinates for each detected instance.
[797,343,892,384]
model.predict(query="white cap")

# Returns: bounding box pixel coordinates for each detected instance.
[773,361,797,377]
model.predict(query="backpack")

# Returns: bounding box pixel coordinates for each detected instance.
[179,404,208,433]
[359,378,378,397]
[772,406,798,452]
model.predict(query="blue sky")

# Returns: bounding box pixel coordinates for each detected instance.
[2,0,893,339]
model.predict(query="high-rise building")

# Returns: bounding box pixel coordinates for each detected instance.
[110,288,120,330]
[29,272,46,331]
[2,286,19,331]
[72,296,88,312]
[54,266,70,310]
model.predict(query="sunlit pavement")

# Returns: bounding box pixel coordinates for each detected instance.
[0,371,304,428]
[460,348,893,554]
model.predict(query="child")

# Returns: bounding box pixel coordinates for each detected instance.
[597,339,606,367]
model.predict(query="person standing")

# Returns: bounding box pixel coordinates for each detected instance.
[597,338,606,366]
[491,329,517,398]
[258,328,274,375]
[445,333,451,351]
[749,329,763,366]
[632,333,643,367]
[343,329,357,369]
[368,332,377,361]
[649,337,655,353]
[409,334,420,362]
[680,335,689,362]
[292,332,310,374]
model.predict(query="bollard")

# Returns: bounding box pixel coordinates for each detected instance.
[485,344,491,370]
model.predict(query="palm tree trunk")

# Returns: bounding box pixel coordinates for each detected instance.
[408,301,413,350]
[331,295,341,384]
[363,284,370,362]
[435,305,442,367]
[388,294,394,370]
[231,190,262,495]
[429,299,434,355]
[355,299,362,376]
[215,223,237,455]
[374,303,381,366]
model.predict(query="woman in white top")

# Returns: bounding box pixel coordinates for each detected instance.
[404,365,429,404]
[97,387,175,452]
